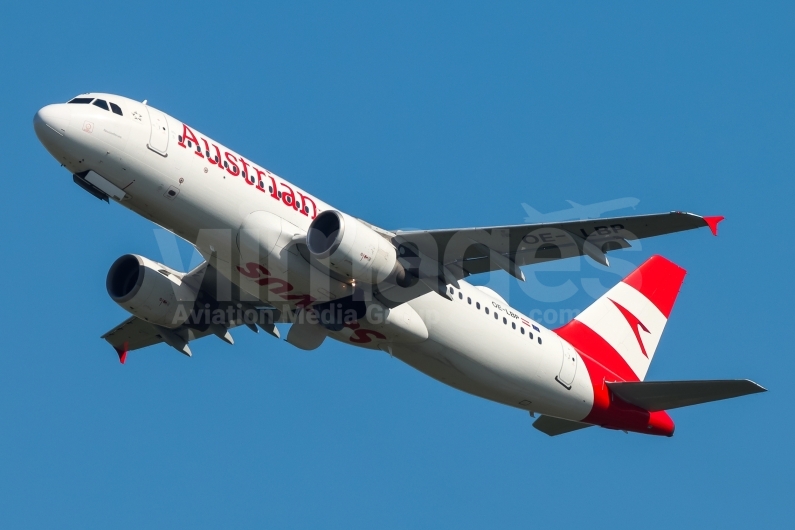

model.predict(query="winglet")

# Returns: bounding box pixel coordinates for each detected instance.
[703,216,724,236]
[115,342,128,364]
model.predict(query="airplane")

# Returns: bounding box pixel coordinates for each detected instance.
[522,197,640,223]
[33,93,765,437]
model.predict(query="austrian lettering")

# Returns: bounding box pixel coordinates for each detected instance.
[178,124,318,219]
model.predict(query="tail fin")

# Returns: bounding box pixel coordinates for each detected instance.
[556,255,686,381]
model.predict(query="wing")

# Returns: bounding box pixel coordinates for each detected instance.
[102,261,281,363]
[368,212,722,307]
[102,315,242,361]
[394,211,722,278]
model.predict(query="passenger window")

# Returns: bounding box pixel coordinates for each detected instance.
[538,337,542,345]
[512,322,516,329]
[467,297,471,305]
[485,307,489,315]
[529,332,533,339]
[109,102,123,116]
[503,317,507,324]
[476,302,480,309]
[449,287,454,295]
[458,292,463,300]
[93,99,109,111]
[521,328,525,334]
[68,97,94,104]
[494,313,498,320]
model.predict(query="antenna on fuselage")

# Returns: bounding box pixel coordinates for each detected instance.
[142,99,147,105]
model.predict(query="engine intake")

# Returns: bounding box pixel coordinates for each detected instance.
[307,210,407,285]
[107,254,197,328]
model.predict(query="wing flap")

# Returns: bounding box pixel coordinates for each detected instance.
[607,379,767,411]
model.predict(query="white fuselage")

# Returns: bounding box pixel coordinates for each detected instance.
[34,93,595,420]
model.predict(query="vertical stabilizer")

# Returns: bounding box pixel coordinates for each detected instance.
[556,255,686,381]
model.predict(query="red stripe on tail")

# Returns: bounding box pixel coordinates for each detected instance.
[555,320,639,383]
[621,255,686,318]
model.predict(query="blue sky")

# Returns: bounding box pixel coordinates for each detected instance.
[2,1,793,528]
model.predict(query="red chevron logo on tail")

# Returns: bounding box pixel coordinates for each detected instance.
[608,298,650,357]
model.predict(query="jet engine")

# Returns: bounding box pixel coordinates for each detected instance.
[307,210,408,286]
[106,254,197,328]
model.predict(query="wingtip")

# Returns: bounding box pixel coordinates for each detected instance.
[115,344,128,364]
[703,215,725,236]
[745,379,768,393]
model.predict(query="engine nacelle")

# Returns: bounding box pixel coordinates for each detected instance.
[307,210,406,285]
[106,254,197,329]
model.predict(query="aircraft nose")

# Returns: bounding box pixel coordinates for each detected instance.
[33,104,70,140]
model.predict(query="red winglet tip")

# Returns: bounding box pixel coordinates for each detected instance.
[703,215,724,236]
[116,342,128,364]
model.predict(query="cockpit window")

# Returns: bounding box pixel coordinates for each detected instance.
[68,97,94,104]
[93,99,109,111]
[109,102,123,116]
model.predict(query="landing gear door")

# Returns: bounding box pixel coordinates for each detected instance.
[556,342,577,389]
[146,106,169,156]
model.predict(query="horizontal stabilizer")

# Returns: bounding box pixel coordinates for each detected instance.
[607,379,766,411]
[533,415,593,436]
